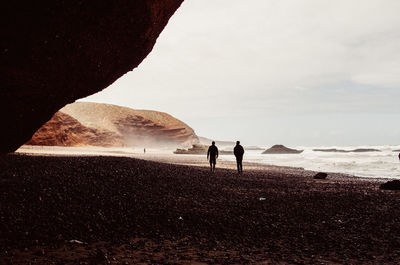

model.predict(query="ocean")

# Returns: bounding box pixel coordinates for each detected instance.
[17,145,400,179]
[221,145,400,179]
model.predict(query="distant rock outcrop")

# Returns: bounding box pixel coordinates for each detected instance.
[174,144,233,155]
[262,145,303,154]
[174,144,207,154]
[351,148,381,152]
[313,148,381,153]
[393,149,400,152]
[26,102,199,148]
[380,180,400,190]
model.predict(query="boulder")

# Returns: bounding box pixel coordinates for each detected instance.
[313,172,328,180]
[380,180,400,190]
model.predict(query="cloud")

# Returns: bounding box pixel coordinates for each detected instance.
[83,0,400,145]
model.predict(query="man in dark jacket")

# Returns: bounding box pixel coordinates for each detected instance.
[207,141,219,172]
[234,141,244,173]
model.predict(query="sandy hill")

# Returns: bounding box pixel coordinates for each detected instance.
[26,102,199,148]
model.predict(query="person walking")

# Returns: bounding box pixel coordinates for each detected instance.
[207,141,219,172]
[234,141,244,173]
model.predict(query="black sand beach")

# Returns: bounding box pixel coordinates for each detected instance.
[1,154,400,264]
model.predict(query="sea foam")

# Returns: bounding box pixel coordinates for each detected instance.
[221,145,400,179]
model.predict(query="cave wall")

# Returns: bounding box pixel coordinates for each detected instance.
[1,0,183,152]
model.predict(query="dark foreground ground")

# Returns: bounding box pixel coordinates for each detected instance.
[0,154,399,264]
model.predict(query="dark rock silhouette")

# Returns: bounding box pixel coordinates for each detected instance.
[313,148,381,153]
[26,102,198,148]
[1,0,183,153]
[313,172,328,179]
[380,180,400,190]
[351,148,381,152]
[262,145,303,154]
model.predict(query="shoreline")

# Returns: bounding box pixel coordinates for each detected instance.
[17,145,395,183]
[1,153,400,264]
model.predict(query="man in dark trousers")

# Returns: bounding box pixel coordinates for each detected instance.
[234,141,245,173]
[207,141,219,172]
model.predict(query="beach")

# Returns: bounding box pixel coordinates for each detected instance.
[1,153,400,264]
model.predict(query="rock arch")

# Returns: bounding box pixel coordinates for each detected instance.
[1,0,183,152]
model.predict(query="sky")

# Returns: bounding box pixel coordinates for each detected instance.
[82,0,400,147]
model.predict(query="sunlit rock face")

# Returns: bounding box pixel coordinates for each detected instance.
[26,111,122,147]
[1,0,183,153]
[26,102,199,148]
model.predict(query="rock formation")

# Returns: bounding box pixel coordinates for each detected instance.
[26,102,198,148]
[262,145,303,154]
[174,144,233,155]
[380,180,400,190]
[313,172,328,180]
[174,144,208,155]
[26,112,121,147]
[313,148,381,153]
[1,0,183,153]
[351,148,381,152]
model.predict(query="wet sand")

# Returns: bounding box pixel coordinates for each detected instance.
[1,153,400,264]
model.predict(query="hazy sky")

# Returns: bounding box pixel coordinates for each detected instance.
[82,0,400,146]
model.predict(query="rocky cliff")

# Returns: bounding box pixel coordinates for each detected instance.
[26,102,199,148]
[26,112,121,147]
[1,0,183,152]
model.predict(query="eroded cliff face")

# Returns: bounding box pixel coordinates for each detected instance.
[26,112,122,147]
[1,0,183,153]
[26,102,199,148]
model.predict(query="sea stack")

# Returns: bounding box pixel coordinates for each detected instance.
[262,145,303,154]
